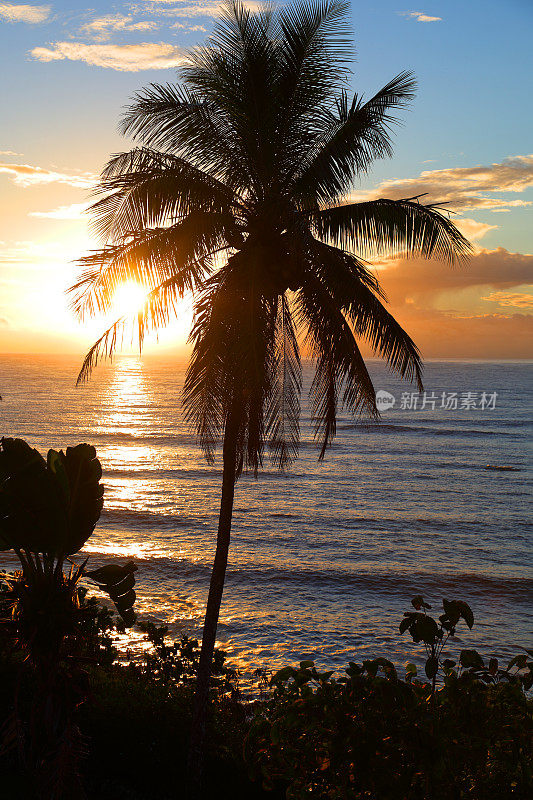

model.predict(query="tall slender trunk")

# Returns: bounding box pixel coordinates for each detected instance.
[187,402,240,794]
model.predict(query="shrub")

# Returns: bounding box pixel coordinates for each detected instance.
[245,598,533,799]
[0,437,138,796]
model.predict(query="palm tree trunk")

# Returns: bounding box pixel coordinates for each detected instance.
[187,401,240,793]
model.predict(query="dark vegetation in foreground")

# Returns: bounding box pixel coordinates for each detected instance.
[1,586,531,800]
[0,436,531,797]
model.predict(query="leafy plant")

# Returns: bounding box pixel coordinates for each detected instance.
[136,622,240,698]
[399,595,533,695]
[0,436,137,797]
[399,594,474,692]
[245,599,533,799]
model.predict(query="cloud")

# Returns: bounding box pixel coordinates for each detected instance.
[0,3,50,23]
[0,240,75,263]
[367,247,533,359]
[374,307,533,360]
[0,316,9,327]
[31,41,186,71]
[146,0,221,15]
[482,291,533,309]
[29,201,90,219]
[352,154,533,213]
[454,218,498,242]
[81,14,159,41]
[403,11,442,23]
[170,22,207,31]
[0,149,22,156]
[377,248,533,305]
[0,161,96,188]
[146,1,262,19]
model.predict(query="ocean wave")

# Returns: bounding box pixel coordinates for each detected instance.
[225,566,533,601]
[76,550,533,602]
[340,422,523,439]
[101,508,195,528]
[104,467,213,480]
[86,431,197,447]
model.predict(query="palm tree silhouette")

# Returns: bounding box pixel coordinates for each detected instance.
[70,0,470,786]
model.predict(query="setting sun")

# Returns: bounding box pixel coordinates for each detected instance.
[112,281,148,316]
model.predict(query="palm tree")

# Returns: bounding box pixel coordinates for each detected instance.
[69,0,470,786]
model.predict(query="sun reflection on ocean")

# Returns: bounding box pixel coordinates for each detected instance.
[97,356,153,437]
[85,357,164,559]
[82,540,153,560]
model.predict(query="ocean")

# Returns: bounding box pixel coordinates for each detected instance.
[1,353,532,674]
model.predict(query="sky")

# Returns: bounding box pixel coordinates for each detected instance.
[0,0,532,359]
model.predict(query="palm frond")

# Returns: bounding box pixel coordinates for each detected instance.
[90,147,241,242]
[183,1,279,195]
[265,294,301,469]
[274,0,353,174]
[307,238,423,388]
[295,275,377,457]
[310,196,472,262]
[184,254,278,471]
[76,316,128,385]
[120,82,249,190]
[76,258,216,385]
[69,213,231,319]
[183,269,233,463]
[292,72,417,204]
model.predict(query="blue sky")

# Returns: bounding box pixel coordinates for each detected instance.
[1,0,532,357]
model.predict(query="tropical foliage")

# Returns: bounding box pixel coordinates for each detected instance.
[245,597,533,799]
[0,437,137,796]
[137,621,241,697]
[0,437,137,626]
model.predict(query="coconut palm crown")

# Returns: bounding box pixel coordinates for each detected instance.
[70,0,470,473]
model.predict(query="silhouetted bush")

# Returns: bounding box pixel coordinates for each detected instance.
[1,587,531,798]
[245,597,533,799]
[0,437,138,797]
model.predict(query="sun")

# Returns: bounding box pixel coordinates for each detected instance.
[112,281,148,316]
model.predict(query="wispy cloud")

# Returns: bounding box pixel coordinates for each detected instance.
[146,0,221,15]
[31,41,186,71]
[29,201,90,219]
[0,240,76,263]
[170,22,207,31]
[0,162,96,188]
[482,291,533,309]
[0,149,22,156]
[81,14,159,41]
[351,155,533,212]
[402,11,442,23]
[145,1,262,19]
[0,3,50,24]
